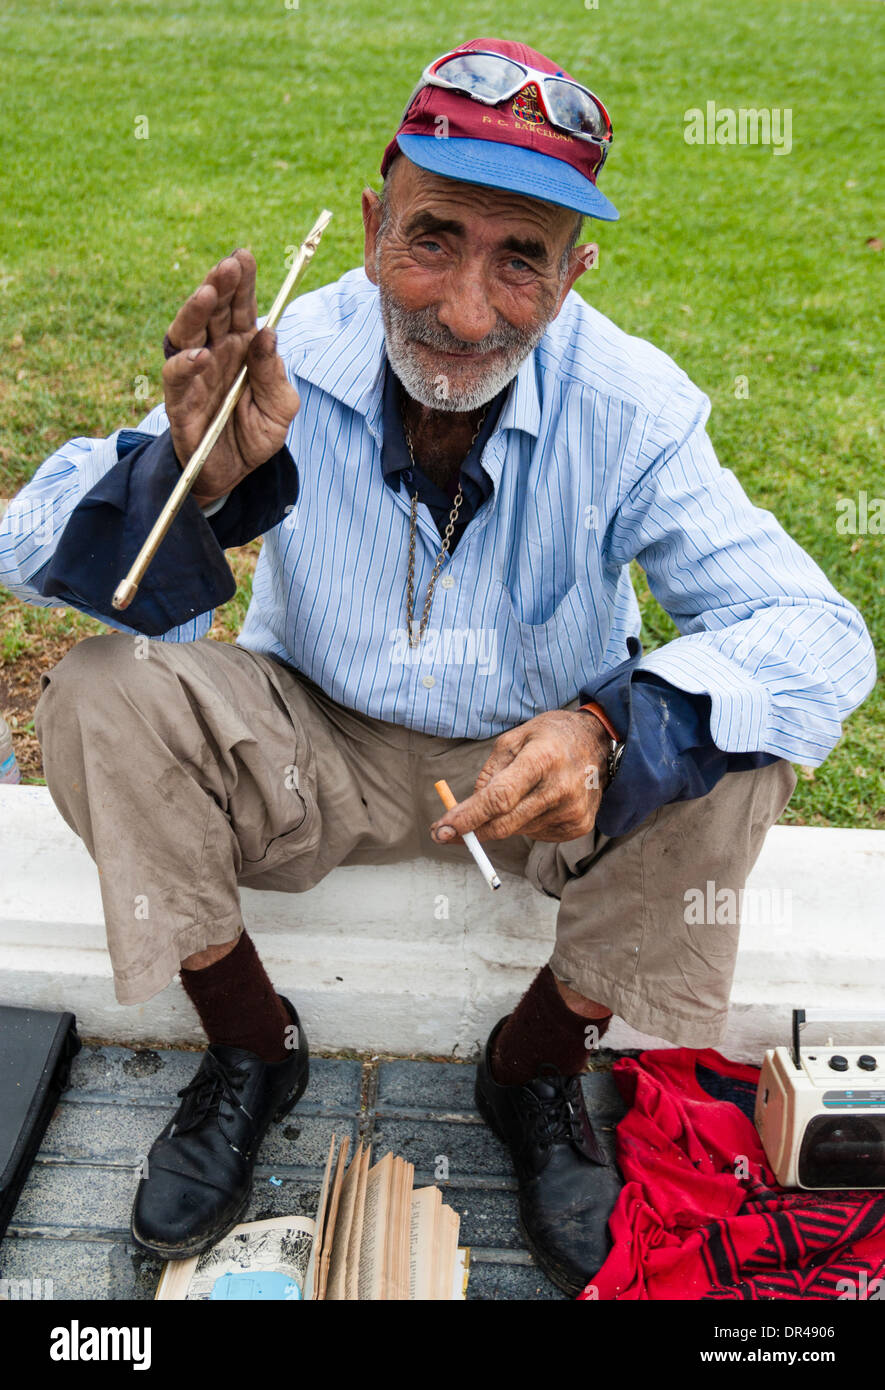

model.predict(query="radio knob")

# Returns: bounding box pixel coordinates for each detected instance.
[828,1055,849,1071]
[858,1055,878,1071]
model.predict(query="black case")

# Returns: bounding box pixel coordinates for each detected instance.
[0,1005,82,1241]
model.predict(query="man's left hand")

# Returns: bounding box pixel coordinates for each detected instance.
[430,710,612,845]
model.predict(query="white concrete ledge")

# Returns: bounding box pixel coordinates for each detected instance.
[0,785,882,1063]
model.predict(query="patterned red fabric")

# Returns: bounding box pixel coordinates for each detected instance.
[580,1048,885,1301]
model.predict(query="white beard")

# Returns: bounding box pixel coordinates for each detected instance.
[375,266,554,413]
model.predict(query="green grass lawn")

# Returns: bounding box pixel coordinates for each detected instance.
[0,0,882,824]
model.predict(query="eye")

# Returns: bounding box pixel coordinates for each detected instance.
[416,239,443,254]
[505,255,537,275]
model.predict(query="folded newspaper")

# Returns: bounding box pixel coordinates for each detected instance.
[155,1134,469,1300]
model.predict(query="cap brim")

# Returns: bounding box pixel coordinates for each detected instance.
[396,133,619,221]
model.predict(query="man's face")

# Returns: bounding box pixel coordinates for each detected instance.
[363,157,595,411]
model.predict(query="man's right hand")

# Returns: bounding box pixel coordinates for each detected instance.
[163,249,300,506]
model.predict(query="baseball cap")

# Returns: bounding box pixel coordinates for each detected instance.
[380,37,619,221]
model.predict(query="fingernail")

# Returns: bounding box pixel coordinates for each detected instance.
[187,348,205,361]
[436,826,455,842]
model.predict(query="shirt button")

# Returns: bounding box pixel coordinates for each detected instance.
[441,575,455,589]
[421,675,436,689]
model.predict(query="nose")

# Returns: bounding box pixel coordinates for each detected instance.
[435,262,496,344]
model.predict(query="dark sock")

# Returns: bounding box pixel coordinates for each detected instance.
[179,930,291,1064]
[490,964,612,1086]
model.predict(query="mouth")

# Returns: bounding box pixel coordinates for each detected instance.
[414,342,497,361]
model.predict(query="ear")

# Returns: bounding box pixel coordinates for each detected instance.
[554,242,599,313]
[362,187,383,286]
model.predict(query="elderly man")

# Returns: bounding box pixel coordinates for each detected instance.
[0,37,874,1295]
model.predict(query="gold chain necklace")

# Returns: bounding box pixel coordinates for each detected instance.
[403,400,489,648]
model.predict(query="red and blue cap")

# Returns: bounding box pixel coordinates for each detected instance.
[380,37,619,222]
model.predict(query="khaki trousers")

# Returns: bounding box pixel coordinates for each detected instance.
[35,634,796,1046]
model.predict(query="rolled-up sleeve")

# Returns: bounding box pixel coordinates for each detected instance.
[580,641,778,838]
[0,399,297,638]
[606,394,877,766]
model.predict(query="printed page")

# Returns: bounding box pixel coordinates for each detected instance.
[325,1141,363,1301]
[451,1247,470,1301]
[344,1144,371,1302]
[316,1134,350,1301]
[356,1152,393,1301]
[305,1133,337,1301]
[390,1158,414,1300]
[382,1158,403,1301]
[433,1205,461,1301]
[408,1186,442,1300]
[157,1215,316,1301]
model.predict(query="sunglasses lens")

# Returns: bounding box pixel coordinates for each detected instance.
[544,77,610,140]
[434,52,526,102]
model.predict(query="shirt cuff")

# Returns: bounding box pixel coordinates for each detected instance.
[579,638,778,838]
[200,492,231,518]
[36,428,297,636]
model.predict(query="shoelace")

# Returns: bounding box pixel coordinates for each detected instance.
[170,1052,252,1137]
[529,1066,588,1150]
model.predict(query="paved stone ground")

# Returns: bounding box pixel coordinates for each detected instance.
[0,1040,633,1301]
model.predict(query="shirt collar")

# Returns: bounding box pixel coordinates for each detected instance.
[380,361,505,494]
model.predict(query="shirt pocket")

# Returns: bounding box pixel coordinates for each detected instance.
[503,580,589,713]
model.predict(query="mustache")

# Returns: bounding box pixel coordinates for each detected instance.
[389,303,538,357]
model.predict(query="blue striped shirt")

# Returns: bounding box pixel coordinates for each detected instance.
[0,266,875,776]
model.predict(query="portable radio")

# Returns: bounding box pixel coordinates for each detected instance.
[754,1009,885,1189]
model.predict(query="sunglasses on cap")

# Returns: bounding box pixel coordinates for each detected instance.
[409,48,614,169]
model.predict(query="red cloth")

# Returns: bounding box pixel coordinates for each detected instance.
[580,1048,885,1301]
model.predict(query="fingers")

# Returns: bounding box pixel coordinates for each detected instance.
[435,750,545,840]
[227,248,258,334]
[204,250,255,345]
[166,249,256,351]
[465,777,588,841]
[166,282,217,352]
[241,327,301,426]
[434,766,596,844]
[472,730,521,792]
[162,345,211,414]
[474,783,554,839]
[501,790,599,842]
[431,712,607,846]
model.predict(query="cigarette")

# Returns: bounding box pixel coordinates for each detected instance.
[434,779,502,891]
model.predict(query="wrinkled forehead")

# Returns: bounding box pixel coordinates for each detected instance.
[384,155,580,238]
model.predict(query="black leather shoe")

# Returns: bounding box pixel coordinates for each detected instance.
[130,996,308,1260]
[475,1015,623,1296]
